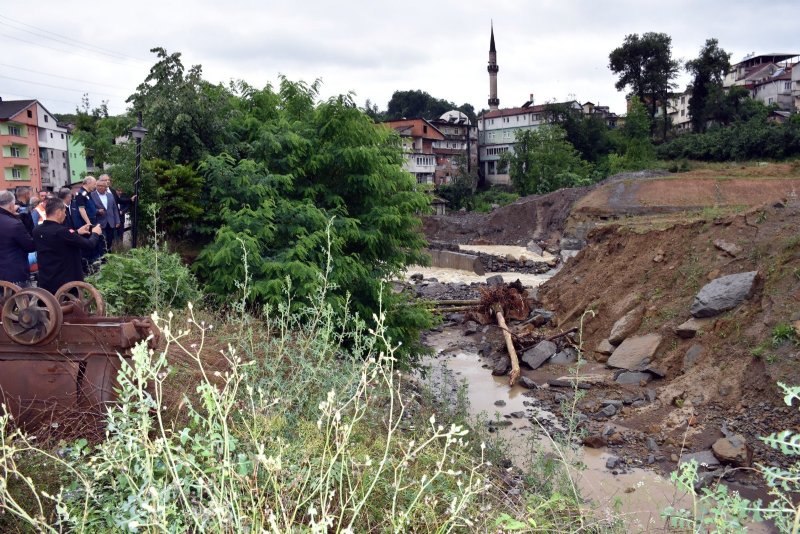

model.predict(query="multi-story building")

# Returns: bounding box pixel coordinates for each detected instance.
[660,88,692,132]
[66,131,88,185]
[724,53,799,111]
[381,118,445,184]
[581,102,620,128]
[428,110,478,184]
[793,62,800,112]
[36,102,69,191]
[0,99,41,192]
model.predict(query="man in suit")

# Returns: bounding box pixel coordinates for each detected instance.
[91,175,121,255]
[33,197,102,294]
[56,188,75,229]
[0,190,35,287]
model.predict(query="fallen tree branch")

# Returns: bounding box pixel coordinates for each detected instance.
[546,327,578,342]
[492,303,520,386]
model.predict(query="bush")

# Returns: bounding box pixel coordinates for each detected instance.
[88,245,200,315]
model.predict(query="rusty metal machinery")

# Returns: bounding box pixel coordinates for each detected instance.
[0,281,159,433]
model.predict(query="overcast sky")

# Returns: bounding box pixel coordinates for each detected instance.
[2,0,798,118]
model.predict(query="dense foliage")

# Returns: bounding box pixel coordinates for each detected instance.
[657,114,800,161]
[608,32,679,138]
[685,38,732,133]
[382,89,477,123]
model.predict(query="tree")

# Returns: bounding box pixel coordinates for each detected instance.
[686,39,732,133]
[501,125,591,196]
[127,48,235,164]
[544,103,614,163]
[615,96,655,168]
[436,155,479,210]
[385,90,476,123]
[609,32,680,137]
[194,79,433,360]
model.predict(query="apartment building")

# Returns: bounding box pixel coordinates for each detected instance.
[428,110,478,185]
[36,102,69,191]
[380,118,445,185]
[0,99,41,192]
[724,52,799,111]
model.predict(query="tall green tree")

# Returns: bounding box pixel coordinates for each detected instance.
[501,125,591,196]
[544,103,615,163]
[609,32,680,138]
[127,48,235,163]
[686,38,732,133]
[194,79,433,360]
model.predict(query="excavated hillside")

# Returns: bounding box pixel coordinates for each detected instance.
[537,200,800,467]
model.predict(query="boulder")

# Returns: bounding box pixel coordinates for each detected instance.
[491,355,511,376]
[675,317,715,339]
[560,237,585,251]
[583,435,606,448]
[712,434,752,467]
[607,334,663,370]
[683,345,704,372]
[486,274,505,286]
[519,376,538,389]
[609,307,644,345]
[521,340,557,369]
[550,348,578,365]
[560,250,579,263]
[599,404,617,417]
[690,271,759,318]
[596,339,615,355]
[615,371,652,385]
[713,239,742,257]
[605,456,620,469]
[526,241,544,256]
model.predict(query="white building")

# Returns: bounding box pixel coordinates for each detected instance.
[36,103,69,191]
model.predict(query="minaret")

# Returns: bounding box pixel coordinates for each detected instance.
[487,23,499,110]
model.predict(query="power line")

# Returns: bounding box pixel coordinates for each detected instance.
[0,14,148,63]
[0,31,146,67]
[0,91,82,109]
[0,74,126,99]
[0,63,131,91]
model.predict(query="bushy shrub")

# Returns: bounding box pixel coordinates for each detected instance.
[88,245,200,315]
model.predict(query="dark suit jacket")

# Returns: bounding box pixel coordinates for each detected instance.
[33,220,99,294]
[0,208,35,283]
[91,190,121,228]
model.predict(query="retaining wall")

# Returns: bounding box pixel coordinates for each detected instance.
[423,248,485,275]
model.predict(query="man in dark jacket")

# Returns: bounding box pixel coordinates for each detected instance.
[56,188,75,230]
[14,186,34,234]
[0,190,36,287]
[33,197,102,294]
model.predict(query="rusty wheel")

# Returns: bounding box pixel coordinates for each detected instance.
[2,288,64,345]
[55,282,106,317]
[0,281,21,318]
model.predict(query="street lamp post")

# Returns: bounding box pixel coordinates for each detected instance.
[129,112,147,248]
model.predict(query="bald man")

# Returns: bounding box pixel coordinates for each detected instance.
[73,176,98,229]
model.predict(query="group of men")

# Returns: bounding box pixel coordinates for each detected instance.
[0,175,134,295]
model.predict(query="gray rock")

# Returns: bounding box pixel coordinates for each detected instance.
[521,340,558,369]
[596,339,615,356]
[675,317,715,339]
[560,250,579,263]
[530,308,555,323]
[646,437,659,451]
[494,400,506,407]
[410,272,424,281]
[509,411,526,419]
[607,334,663,370]
[550,348,578,365]
[605,456,620,469]
[690,271,759,318]
[609,307,644,345]
[645,388,657,402]
[463,321,479,335]
[600,404,617,417]
[601,399,624,408]
[680,450,720,469]
[683,345,704,372]
[526,241,544,256]
[487,419,513,428]
[486,274,505,286]
[713,239,742,257]
[491,355,511,376]
[615,371,652,385]
[519,376,538,389]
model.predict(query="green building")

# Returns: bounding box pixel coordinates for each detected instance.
[67,133,87,185]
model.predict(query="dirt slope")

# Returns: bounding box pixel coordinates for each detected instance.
[538,200,800,465]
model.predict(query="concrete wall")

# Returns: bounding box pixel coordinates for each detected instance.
[424,248,485,275]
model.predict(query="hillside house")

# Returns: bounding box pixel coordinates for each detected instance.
[381,118,445,185]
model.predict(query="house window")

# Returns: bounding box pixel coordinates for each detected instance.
[680,110,685,117]
[50,132,53,139]
[10,146,21,158]
[454,128,460,134]
[27,110,32,118]
[52,170,56,177]
[681,96,685,104]
[44,115,49,123]
[423,125,427,133]
[61,133,64,139]
[11,168,21,179]
[50,150,54,157]
[9,125,21,136]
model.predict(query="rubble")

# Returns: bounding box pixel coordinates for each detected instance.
[690,271,759,318]
[607,334,663,370]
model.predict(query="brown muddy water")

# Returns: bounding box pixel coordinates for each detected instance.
[421,330,694,532]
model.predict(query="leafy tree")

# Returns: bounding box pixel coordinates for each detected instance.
[609,32,680,137]
[436,155,479,210]
[613,96,655,169]
[127,47,235,164]
[194,79,433,360]
[501,125,591,196]
[686,38,732,133]
[385,90,476,122]
[709,85,769,126]
[362,98,384,121]
[544,103,615,163]
[146,159,204,236]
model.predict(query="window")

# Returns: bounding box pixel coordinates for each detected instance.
[50,150,54,157]
[50,132,53,139]
[423,125,427,133]
[681,96,685,104]
[61,133,64,139]
[454,128,460,134]
[680,110,685,117]
[11,168,21,179]
[27,110,32,118]
[10,146,21,158]
[9,125,21,136]
[52,170,56,177]
[44,115,49,123]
